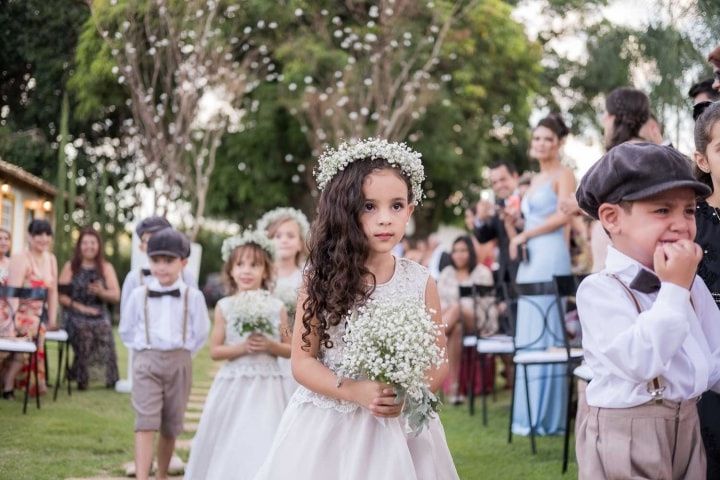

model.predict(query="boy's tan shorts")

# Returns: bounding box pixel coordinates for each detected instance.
[131,349,192,438]
[576,397,706,480]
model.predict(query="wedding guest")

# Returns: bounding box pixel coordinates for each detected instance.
[507,113,576,437]
[689,78,720,105]
[58,228,120,390]
[469,160,521,288]
[1,219,58,399]
[710,46,720,92]
[438,235,497,403]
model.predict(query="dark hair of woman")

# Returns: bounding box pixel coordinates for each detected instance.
[223,243,274,294]
[27,218,53,236]
[694,101,720,193]
[605,87,650,150]
[536,112,569,140]
[70,228,107,283]
[301,158,413,351]
[450,236,477,272]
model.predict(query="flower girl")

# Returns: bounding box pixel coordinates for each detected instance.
[184,230,290,480]
[255,139,459,480]
[257,206,309,399]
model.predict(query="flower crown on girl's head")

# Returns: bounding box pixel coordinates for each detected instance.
[221,228,276,262]
[256,207,310,238]
[314,138,425,205]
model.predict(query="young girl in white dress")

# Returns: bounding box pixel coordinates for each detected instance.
[184,230,291,480]
[254,139,459,480]
[257,207,310,400]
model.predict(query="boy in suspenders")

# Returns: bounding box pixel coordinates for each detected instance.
[119,229,209,480]
[574,142,720,479]
[120,216,172,309]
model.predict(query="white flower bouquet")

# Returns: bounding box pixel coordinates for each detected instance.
[228,290,276,337]
[338,296,445,435]
[273,284,298,327]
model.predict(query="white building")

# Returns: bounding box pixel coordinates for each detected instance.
[0,158,57,254]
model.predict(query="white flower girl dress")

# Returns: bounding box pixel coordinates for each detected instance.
[254,258,459,480]
[184,292,288,480]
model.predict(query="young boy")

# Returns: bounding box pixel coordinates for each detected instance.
[119,228,210,480]
[121,216,198,309]
[574,142,720,480]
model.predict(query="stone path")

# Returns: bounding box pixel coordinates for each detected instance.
[72,363,215,479]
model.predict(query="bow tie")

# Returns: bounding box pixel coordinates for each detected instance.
[629,269,661,294]
[141,268,152,276]
[147,289,181,298]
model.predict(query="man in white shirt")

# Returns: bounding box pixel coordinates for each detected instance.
[574,142,719,479]
[119,229,209,480]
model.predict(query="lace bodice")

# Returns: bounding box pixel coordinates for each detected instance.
[215,292,286,379]
[292,257,430,412]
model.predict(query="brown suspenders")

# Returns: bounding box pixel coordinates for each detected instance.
[607,274,665,404]
[143,287,190,347]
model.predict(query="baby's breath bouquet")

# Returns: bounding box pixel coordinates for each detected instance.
[273,285,298,328]
[338,296,445,435]
[228,290,276,337]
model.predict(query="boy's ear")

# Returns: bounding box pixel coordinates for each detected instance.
[598,203,622,235]
[695,151,711,173]
[180,258,189,267]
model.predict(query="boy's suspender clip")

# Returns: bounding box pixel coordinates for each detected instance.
[607,273,665,404]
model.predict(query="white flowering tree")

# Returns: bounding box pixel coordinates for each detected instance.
[88,0,270,239]
[274,1,477,167]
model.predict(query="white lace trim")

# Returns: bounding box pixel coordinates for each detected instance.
[215,361,286,379]
[290,385,359,414]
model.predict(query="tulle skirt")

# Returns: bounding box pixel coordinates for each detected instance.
[184,371,288,480]
[254,387,459,480]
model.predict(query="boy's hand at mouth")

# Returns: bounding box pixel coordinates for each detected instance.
[654,239,702,290]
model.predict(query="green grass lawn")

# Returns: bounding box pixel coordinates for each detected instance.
[0,331,578,479]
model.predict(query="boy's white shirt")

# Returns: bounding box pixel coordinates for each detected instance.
[119,277,210,355]
[578,246,720,408]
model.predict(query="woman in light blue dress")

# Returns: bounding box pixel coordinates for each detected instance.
[507,113,576,436]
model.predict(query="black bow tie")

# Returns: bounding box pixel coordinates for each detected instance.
[141,268,152,276]
[147,289,181,298]
[629,269,661,294]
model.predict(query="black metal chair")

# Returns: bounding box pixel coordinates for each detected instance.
[0,285,48,413]
[553,274,589,473]
[505,280,584,458]
[47,283,73,400]
[458,283,515,425]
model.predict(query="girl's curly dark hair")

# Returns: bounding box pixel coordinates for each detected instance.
[301,157,413,351]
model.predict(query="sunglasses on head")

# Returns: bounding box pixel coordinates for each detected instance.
[693,100,717,121]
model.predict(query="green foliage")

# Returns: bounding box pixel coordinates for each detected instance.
[195,228,228,286]
[204,83,313,225]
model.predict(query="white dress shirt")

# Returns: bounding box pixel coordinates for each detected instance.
[119,277,209,354]
[578,246,720,408]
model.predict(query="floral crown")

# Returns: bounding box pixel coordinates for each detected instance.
[221,228,276,262]
[256,207,310,238]
[314,138,425,204]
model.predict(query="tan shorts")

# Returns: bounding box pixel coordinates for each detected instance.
[131,349,192,438]
[576,398,706,480]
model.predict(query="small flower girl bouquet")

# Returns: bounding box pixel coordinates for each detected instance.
[273,285,298,325]
[338,297,445,435]
[229,290,276,337]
